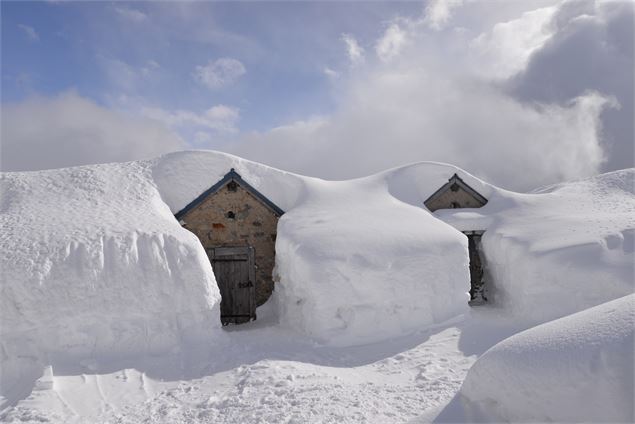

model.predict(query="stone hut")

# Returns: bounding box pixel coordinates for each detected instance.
[175,169,284,325]
[425,174,489,304]
[424,173,488,212]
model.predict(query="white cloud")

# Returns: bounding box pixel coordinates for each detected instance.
[375,23,407,62]
[140,60,161,77]
[0,92,184,172]
[324,67,340,79]
[423,0,464,30]
[341,34,365,66]
[142,104,240,133]
[114,6,148,23]
[99,57,139,90]
[227,1,619,191]
[98,57,160,91]
[193,131,213,145]
[471,6,558,79]
[194,58,246,89]
[17,24,39,42]
[230,67,612,191]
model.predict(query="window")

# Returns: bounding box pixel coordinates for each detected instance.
[226,211,236,219]
[227,181,238,192]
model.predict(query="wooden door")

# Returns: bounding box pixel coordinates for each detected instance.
[207,246,256,325]
[466,234,486,303]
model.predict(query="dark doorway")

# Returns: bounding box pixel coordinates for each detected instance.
[207,246,256,325]
[463,231,487,305]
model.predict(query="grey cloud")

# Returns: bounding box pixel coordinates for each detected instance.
[508,1,634,170]
[1,92,185,172]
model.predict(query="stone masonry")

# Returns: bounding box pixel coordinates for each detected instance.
[425,185,486,212]
[179,181,280,306]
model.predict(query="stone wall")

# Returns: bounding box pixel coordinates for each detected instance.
[425,186,487,212]
[179,181,280,306]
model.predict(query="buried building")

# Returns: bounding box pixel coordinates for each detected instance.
[175,169,284,325]
[425,173,489,304]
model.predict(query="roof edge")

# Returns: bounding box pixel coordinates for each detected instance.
[423,173,488,207]
[174,168,284,220]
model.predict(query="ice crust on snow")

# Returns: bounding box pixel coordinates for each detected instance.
[455,294,635,423]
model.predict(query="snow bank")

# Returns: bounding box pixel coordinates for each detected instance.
[455,294,635,423]
[151,150,304,214]
[0,152,472,380]
[153,153,473,346]
[0,161,220,397]
[274,174,470,346]
[5,148,630,383]
[436,169,635,324]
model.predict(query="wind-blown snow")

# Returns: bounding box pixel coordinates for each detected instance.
[453,294,635,423]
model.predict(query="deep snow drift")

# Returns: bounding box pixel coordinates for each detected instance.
[436,168,635,324]
[0,151,473,406]
[451,294,635,423]
[0,161,220,404]
[274,176,468,346]
[1,150,634,422]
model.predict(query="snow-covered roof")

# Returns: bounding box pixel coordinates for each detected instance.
[423,173,488,208]
[174,168,285,220]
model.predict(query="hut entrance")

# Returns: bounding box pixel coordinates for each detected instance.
[207,246,256,325]
[463,230,487,305]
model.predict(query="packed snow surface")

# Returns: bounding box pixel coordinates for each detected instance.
[1,149,634,422]
[449,294,635,423]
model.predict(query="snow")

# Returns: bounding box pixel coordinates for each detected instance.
[436,169,635,324]
[1,149,634,422]
[0,161,220,407]
[440,294,635,423]
[273,175,469,346]
[153,151,471,346]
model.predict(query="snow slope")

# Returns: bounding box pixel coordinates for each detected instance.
[274,175,468,346]
[0,161,220,406]
[435,169,635,324]
[2,149,633,422]
[0,151,472,408]
[151,151,471,346]
[452,294,635,423]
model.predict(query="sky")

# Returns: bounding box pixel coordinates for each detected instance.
[1,0,633,191]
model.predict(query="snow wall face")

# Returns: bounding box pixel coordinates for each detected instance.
[273,178,470,346]
[0,162,220,388]
[456,294,635,423]
[480,170,635,324]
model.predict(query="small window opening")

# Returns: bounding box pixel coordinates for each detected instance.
[451,202,460,208]
[226,211,236,219]
[450,182,460,192]
[227,181,238,192]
